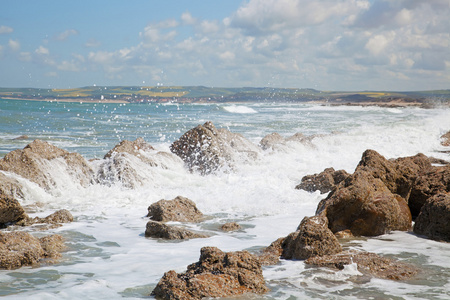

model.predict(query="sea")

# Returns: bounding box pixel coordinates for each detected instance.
[0,98,450,299]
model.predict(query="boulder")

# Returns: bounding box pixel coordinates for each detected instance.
[409,165,450,218]
[295,167,350,194]
[413,193,450,242]
[0,194,28,227]
[0,140,94,191]
[221,222,241,232]
[441,130,450,146]
[281,215,342,260]
[170,121,259,175]
[151,246,268,299]
[257,237,285,266]
[0,231,64,269]
[147,196,203,223]
[0,172,25,199]
[145,221,208,240]
[104,137,154,159]
[259,132,285,150]
[17,209,74,227]
[305,250,418,280]
[317,172,412,236]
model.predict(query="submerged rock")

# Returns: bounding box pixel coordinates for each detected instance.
[147,196,203,223]
[305,250,418,280]
[151,246,268,299]
[17,209,74,227]
[0,194,28,227]
[281,215,342,260]
[317,172,412,236]
[0,139,94,191]
[170,121,259,175]
[413,193,450,242]
[221,222,241,232]
[145,221,208,240]
[0,231,64,269]
[296,167,349,194]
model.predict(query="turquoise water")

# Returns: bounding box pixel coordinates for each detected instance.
[0,98,450,299]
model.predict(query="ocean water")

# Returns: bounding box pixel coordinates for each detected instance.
[0,98,450,299]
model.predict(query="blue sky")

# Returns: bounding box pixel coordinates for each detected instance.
[1,0,449,91]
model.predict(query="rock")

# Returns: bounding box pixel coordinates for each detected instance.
[18,209,74,227]
[258,237,284,266]
[147,196,203,223]
[170,121,259,175]
[0,231,64,269]
[145,220,208,240]
[441,131,450,146]
[0,172,24,199]
[12,135,29,140]
[0,194,28,227]
[295,167,350,194]
[413,193,450,242]
[221,222,241,231]
[317,172,412,236]
[104,137,154,159]
[409,165,450,218]
[281,215,342,260]
[305,250,418,280]
[259,132,285,150]
[151,246,268,299]
[0,140,94,191]
[355,150,432,200]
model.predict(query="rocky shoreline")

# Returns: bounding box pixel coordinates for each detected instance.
[1,122,449,299]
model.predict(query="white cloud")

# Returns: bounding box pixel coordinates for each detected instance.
[8,39,20,52]
[85,38,101,48]
[0,25,13,34]
[181,12,196,25]
[35,45,50,55]
[54,29,79,41]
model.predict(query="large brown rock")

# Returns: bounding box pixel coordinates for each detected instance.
[170,121,259,175]
[0,172,24,199]
[296,167,350,194]
[281,215,342,260]
[147,196,203,222]
[0,194,28,226]
[151,246,268,299]
[0,140,94,191]
[305,250,418,280]
[145,221,208,240]
[0,231,64,269]
[409,165,450,217]
[317,172,412,236]
[104,137,154,159]
[413,193,450,242]
[17,209,74,227]
[441,131,450,146]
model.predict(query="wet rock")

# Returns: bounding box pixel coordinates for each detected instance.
[104,137,154,159]
[305,250,419,280]
[296,167,350,194]
[12,135,29,140]
[317,172,412,236]
[151,246,268,299]
[441,131,450,146]
[0,231,64,269]
[170,121,259,175]
[0,140,94,191]
[147,196,203,223]
[281,215,342,260]
[413,193,450,242]
[221,222,241,232]
[409,165,450,218]
[17,209,74,227]
[259,132,285,150]
[145,220,208,240]
[0,172,25,199]
[0,194,28,227]
[258,237,284,266]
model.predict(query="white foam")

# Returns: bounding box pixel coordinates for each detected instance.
[223,105,258,114]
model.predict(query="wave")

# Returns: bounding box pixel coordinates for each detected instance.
[222,105,257,114]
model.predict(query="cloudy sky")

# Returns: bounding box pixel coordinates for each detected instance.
[1,0,449,91]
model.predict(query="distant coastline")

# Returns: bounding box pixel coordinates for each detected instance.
[1,86,449,108]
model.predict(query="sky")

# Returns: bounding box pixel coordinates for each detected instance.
[0,0,449,91]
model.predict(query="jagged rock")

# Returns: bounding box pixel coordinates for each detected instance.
[413,193,450,242]
[151,246,268,299]
[17,209,74,227]
[409,165,450,218]
[220,222,241,232]
[0,194,28,226]
[259,132,285,150]
[305,250,418,280]
[147,196,203,223]
[258,237,284,266]
[295,167,350,194]
[0,231,64,269]
[281,215,342,260]
[0,140,94,191]
[170,121,259,175]
[441,131,450,146]
[145,221,208,240]
[317,172,412,236]
[0,172,24,199]
[104,137,154,159]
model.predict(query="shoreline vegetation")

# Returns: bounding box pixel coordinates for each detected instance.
[1,86,450,107]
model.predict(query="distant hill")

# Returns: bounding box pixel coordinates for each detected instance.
[0,86,449,107]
